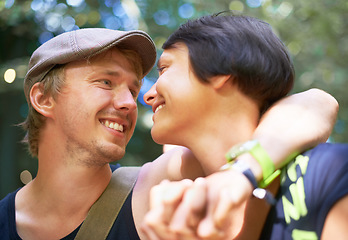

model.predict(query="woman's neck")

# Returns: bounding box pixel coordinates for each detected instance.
[186,113,258,176]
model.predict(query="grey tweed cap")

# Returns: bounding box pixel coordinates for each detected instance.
[24,28,157,101]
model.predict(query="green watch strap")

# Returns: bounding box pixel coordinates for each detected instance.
[259,169,281,188]
[248,141,280,188]
[220,160,277,205]
[225,140,281,188]
[249,141,274,178]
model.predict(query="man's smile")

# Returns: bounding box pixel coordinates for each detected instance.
[100,120,124,132]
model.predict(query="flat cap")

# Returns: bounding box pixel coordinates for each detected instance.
[24,28,156,101]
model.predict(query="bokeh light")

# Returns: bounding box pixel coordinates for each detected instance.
[20,170,33,185]
[61,15,76,31]
[55,2,68,15]
[39,31,54,45]
[287,41,301,56]
[246,0,263,8]
[104,15,122,29]
[141,110,154,129]
[44,12,62,32]
[121,0,141,19]
[88,11,101,25]
[229,1,244,12]
[277,2,293,18]
[113,2,126,17]
[178,3,195,19]
[31,0,44,11]
[153,10,170,26]
[66,0,84,8]
[4,69,16,84]
[123,16,139,30]
[75,13,88,26]
[5,0,15,9]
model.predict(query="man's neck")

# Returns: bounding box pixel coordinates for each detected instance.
[15,157,112,240]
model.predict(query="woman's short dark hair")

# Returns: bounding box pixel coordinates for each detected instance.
[163,13,295,112]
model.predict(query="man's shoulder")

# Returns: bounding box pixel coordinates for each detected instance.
[110,163,121,172]
[0,189,20,239]
[0,189,18,213]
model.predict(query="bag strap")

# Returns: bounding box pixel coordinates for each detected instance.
[74,166,140,240]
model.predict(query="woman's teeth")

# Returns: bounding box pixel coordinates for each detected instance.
[155,104,165,113]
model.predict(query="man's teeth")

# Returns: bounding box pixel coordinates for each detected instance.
[155,104,165,113]
[104,120,124,132]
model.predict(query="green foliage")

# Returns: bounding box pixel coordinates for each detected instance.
[0,0,347,197]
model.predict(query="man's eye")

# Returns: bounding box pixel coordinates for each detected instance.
[130,89,139,98]
[101,80,111,86]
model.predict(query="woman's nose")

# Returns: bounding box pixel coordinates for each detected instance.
[143,82,157,106]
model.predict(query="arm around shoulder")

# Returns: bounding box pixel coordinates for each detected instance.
[252,88,338,170]
[294,88,339,142]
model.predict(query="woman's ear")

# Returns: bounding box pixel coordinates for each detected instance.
[210,75,233,90]
[29,82,55,118]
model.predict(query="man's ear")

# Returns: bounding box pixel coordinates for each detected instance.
[29,82,55,118]
[210,75,233,90]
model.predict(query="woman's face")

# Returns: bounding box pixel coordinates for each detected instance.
[144,43,215,146]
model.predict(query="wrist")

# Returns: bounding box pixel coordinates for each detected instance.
[224,139,281,188]
[235,153,263,182]
[220,160,276,205]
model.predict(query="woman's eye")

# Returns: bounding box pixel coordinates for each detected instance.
[157,67,166,75]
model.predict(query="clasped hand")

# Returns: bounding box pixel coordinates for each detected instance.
[141,169,254,240]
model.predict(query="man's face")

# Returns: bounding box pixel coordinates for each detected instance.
[52,48,140,165]
[144,43,214,147]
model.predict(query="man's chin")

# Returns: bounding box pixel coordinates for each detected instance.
[96,146,126,163]
[109,150,126,162]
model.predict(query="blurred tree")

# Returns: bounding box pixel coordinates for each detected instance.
[0,0,347,198]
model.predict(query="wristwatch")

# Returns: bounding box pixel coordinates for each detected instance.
[225,160,258,189]
[220,160,276,205]
[225,140,281,188]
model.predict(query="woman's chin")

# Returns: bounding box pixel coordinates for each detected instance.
[151,128,174,146]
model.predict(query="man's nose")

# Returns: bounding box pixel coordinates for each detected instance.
[113,87,137,113]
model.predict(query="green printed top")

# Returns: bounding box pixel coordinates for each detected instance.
[260,143,348,240]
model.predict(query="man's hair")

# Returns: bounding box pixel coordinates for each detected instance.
[163,13,295,112]
[21,47,143,157]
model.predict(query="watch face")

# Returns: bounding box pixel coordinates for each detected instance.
[253,188,267,199]
[242,140,259,151]
[232,160,250,172]
[225,140,259,161]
